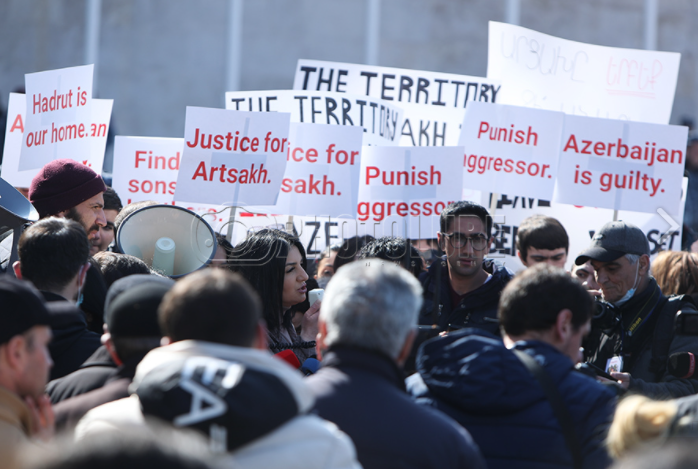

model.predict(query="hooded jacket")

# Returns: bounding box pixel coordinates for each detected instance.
[407,329,616,469]
[76,340,361,469]
[418,258,513,334]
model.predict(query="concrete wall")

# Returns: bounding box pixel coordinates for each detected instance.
[1,0,698,171]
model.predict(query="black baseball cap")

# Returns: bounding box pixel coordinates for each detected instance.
[575,221,650,265]
[105,281,172,338]
[0,276,51,345]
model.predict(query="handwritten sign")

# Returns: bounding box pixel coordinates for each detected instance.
[250,123,363,217]
[459,101,564,200]
[173,107,290,207]
[486,182,687,272]
[357,146,464,238]
[111,136,230,232]
[553,115,686,214]
[293,59,501,146]
[19,65,94,171]
[225,90,402,146]
[2,92,112,187]
[487,21,680,124]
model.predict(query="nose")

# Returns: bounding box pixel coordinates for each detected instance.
[299,266,309,282]
[95,208,107,228]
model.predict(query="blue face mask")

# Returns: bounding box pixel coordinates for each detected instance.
[613,261,640,306]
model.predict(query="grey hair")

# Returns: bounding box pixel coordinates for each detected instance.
[321,259,423,359]
[625,253,641,265]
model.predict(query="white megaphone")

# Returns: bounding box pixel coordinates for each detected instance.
[0,177,40,275]
[115,205,217,278]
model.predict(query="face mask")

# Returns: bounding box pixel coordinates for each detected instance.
[613,261,640,306]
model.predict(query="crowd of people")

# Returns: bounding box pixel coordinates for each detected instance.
[3,157,698,468]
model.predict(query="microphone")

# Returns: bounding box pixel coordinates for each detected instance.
[300,358,320,376]
[275,349,301,369]
[668,352,695,379]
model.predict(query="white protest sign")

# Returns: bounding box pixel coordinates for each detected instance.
[111,136,230,232]
[173,107,291,206]
[2,93,112,187]
[459,101,564,200]
[20,65,94,171]
[225,90,402,146]
[357,146,464,238]
[486,180,687,273]
[293,59,501,147]
[487,21,680,124]
[250,123,363,218]
[554,115,687,215]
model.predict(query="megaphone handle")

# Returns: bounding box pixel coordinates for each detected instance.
[225,205,238,244]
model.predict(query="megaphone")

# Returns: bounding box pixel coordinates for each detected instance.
[0,177,39,275]
[116,205,217,278]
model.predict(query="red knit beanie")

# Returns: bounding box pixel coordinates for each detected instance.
[29,159,107,218]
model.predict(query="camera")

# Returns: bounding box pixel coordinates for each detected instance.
[592,297,620,334]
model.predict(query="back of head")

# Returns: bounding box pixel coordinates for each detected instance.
[18,217,89,292]
[516,215,569,260]
[610,441,698,469]
[94,251,153,289]
[0,276,51,346]
[29,159,107,219]
[102,186,123,212]
[159,269,261,347]
[113,200,158,234]
[357,236,424,278]
[651,251,698,296]
[333,235,374,273]
[439,200,492,237]
[499,264,593,336]
[321,260,423,359]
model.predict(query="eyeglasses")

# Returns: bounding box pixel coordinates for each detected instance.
[440,232,488,250]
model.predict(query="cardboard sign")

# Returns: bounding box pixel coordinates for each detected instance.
[487,22,680,124]
[2,92,112,187]
[111,136,230,232]
[459,101,564,200]
[173,107,291,206]
[225,90,402,146]
[357,146,464,238]
[486,181,687,272]
[293,59,501,146]
[250,123,364,218]
[554,115,687,214]
[19,65,95,171]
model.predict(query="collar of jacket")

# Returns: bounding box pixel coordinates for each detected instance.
[618,277,664,330]
[0,386,33,436]
[322,345,406,392]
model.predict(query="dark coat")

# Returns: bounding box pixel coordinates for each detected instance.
[418,257,513,333]
[408,329,616,469]
[42,293,102,381]
[307,346,486,469]
[47,346,116,404]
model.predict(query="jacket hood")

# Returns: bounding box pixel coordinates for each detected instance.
[416,329,554,415]
[130,340,313,451]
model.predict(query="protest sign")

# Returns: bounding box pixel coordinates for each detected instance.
[293,59,501,146]
[19,65,95,171]
[250,123,363,218]
[2,93,112,187]
[486,180,687,273]
[225,90,402,146]
[487,22,680,124]
[111,136,230,232]
[357,146,464,238]
[173,107,291,207]
[459,101,564,200]
[553,115,687,215]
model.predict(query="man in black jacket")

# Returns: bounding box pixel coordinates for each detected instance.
[307,260,485,469]
[419,201,513,334]
[579,221,698,398]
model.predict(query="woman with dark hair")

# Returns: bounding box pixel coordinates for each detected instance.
[230,229,319,362]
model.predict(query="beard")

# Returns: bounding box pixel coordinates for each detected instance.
[64,207,101,254]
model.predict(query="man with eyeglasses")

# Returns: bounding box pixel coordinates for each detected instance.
[418,201,514,335]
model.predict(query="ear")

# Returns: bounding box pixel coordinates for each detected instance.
[639,254,650,276]
[3,335,27,373]
[396,329,417,367]
[253,321,268,351]
[103,334,123,367]
[78,262,91,287]
[55,210,68,219]
[436,232,445,252]
[555,309,574,343]
[316,320,328,361]
[485,236,494,256]
[160,337,172,346]
[12,261,22,279]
